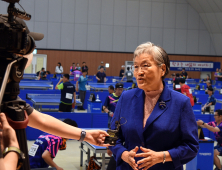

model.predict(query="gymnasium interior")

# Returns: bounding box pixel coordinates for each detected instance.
[1,0,222,170]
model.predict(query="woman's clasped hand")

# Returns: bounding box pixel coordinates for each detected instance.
[122,146,165,170]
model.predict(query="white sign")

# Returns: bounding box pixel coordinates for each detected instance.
[170,61,213,68]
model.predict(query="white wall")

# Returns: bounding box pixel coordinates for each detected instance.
[0,0,216,55]
[187,0,222,56]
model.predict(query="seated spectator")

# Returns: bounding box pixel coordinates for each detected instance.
[73,68,82,81]
[179,78,194,107]
[39,67,47,80]
[46,71,51,75]
[55,62,63,74]
[202,87,216,112]
[108,85,114,94]
[29,119,78,169]
[173,73,181,92]
[82,62,88,74]
[70,63,76,75]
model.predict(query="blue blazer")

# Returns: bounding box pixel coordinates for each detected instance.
[109,83,199,170]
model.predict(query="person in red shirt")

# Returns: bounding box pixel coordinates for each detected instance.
[179,78,194,107]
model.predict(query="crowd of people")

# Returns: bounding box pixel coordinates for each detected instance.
[170,68,222,170]
[4,41,222,170]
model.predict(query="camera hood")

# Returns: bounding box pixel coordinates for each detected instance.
[0,14,44,41]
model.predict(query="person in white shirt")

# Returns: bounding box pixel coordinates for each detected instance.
[55,62,63,74]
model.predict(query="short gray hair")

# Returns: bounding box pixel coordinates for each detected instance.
[134,42,170,79]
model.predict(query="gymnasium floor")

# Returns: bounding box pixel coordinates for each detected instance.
[27,140,192,170]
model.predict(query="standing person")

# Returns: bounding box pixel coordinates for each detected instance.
[171,73,176,81]
[108,85,114,94]
[76,63,81,71]
[202,74,212,84]
[119,65,125,77]
[70,63,76,75]
[73,68,82,81]
[109,42,198,170]
[97,61,106,72]
[76,70,88,110]
[82,62,88,74]
[181,68,188,79]
[202,87,216,112]
[103,83,124,128]
[96,67,106,83]
[173,73,181,92]
[29,119,78,170]
[121,67,133,82]
[205,80,213,94]
[55,74,76,112]
[218,69,222,81]
[39,67,47,80]
[55,62,63,74]
[197,110,222,170]
[215,68,219,81]
[179,78,194,107]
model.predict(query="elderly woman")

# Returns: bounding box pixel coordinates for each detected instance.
[109,42,199,170]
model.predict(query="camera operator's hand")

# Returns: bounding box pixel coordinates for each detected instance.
[0,113,19,150]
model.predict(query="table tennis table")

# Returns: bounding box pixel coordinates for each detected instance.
[19,81,53,90]
[26,94,82,112]
[217,99,222,109]
[23,74,38,80]
[186,79,199,84]
[89,83,116,91]
[112,76,136,83]
[79,128,110,170]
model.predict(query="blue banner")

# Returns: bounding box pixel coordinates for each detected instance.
[170,61,220,72]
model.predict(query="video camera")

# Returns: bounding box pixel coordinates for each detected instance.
[0,1,44,169]
[0,0,35,55]
[0,0,44,101]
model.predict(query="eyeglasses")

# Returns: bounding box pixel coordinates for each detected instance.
[132,63,162,72]
[132,64,149,72]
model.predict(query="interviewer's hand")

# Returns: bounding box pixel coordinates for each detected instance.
[121,147,139,170]
[0,113,19,152]
[197,119,204,126]
[107,148,113,157]
[55,166,63,170]
[135,147,162,170]
[84,130,110,147]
